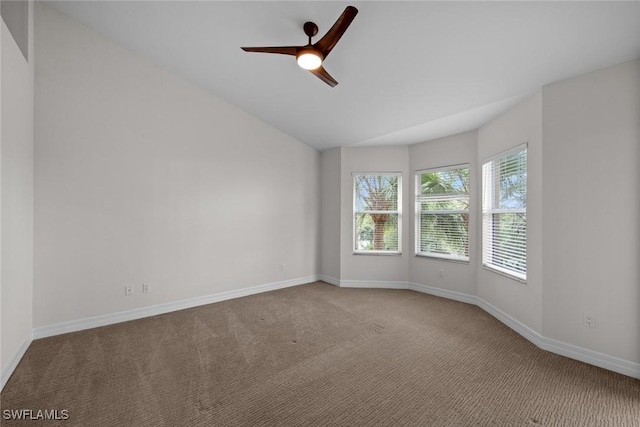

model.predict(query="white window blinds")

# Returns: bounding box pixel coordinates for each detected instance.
[415,165,470,261]
[482,145,527,281]
[353,174,401,253]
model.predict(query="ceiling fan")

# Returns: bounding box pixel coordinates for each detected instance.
[241,6,358,87]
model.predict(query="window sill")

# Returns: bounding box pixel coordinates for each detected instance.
[353,251,402,256]
[415,253,469,264]
[482,264,526,283]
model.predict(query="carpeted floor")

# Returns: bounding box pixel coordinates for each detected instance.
[1,281,639,426]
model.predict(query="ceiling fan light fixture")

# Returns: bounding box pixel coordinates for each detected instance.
[296,48,323,70]
[241,6,358,86]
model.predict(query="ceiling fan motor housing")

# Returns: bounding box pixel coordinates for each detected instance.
[303,21,319,39]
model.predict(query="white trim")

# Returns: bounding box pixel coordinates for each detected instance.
[408,282,477,305]
[414,165,470,262]
[352,172,403,177]
[1,331,33,393]
[482,142,528,164]
[317,274,340,287]
[340,280,408,289]
[415,253,470,263]
[409,281,639,379]
[33,275,318,339]
[353,251,402,256]
[415,163,470,176]
[476,297,544,348]
[8,276,638,389]
[337,280,640,378]
[353,173,402,255]
[482,263,527,284]
[539,336,640,379]
[481,145,528,282]
[317,276,409,290]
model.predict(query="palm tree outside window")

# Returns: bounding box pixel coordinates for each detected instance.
[415,165,470,261]
[353,174,402,254]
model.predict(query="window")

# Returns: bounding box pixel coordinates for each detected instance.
[482,144,527,281]
[353,174,401,254]
[415,165,470,261]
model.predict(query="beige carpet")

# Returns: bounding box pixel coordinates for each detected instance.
[1,282,639,426]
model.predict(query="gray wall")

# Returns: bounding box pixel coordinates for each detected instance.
[1,0,34,387]
[477,93,543,334]
[339,146,410,285]
[409,131,478,297]
[319,148,341,281]
[1,0,28,60]
[33,4,320,328]
[4,2,638,384]
[319,61,639,373]
[542,59,640,363]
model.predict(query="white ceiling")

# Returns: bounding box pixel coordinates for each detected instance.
[47,1,640,151]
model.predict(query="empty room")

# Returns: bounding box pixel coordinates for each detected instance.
[1,1,639,425]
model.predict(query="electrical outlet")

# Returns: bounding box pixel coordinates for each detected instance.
[142,283,150,293]
[281,264,286,272]
[125,285,134,296]
[438,268,444,278]
[584,314,596,328]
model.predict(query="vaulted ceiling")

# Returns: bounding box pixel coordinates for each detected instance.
[47,1,640,151]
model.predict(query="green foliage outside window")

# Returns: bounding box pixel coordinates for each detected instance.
[417,166,469,260]
[482,146,527,279]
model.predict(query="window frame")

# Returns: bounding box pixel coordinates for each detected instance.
[414,164,470,262]
[481,143,528,282]
[352,172,402,255]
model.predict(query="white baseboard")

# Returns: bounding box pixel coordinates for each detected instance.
[317,275,409,290]
[539,335,640,379]
[317,274,340,287]
[33,275,319,340]
[409,281,640,379]
[11,276,640,387]
[408,282,477,306]
[475,297,545,348]
[1,331,33,393]
[340,279,409,289]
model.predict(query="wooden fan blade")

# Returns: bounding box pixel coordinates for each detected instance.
[241,46,300,56]
[314,6,358,58]
[310,66,338,87]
